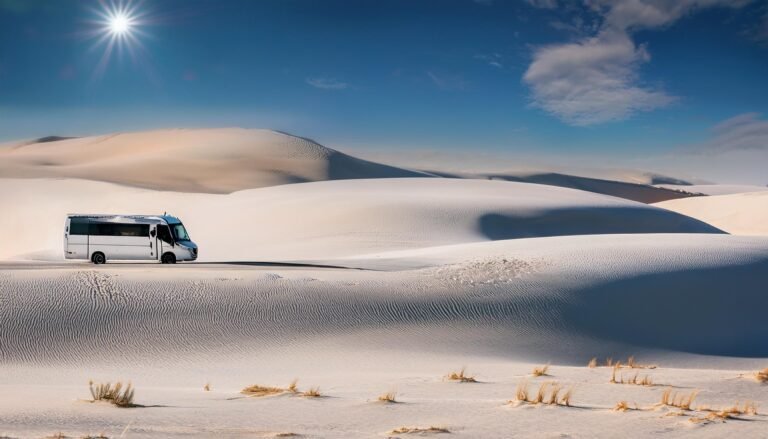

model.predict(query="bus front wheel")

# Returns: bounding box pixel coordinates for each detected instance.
[161,253,176,264]
[91,252,106,265]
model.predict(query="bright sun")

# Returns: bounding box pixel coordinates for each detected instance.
[109,14,131,35]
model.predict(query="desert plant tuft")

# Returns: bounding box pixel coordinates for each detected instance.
[660,388,698,410]
[287,379,299,394]
[301,387,322,398]
[241,384,285,397]
[515,380,529,402]
[755,368,768,383]
[88,380,136,407]
[614,401,632,412]
[532,363,550,377]
[203,382,211,392]
[390,426,449,434]
[447,367,477,383]
[510,380,572,407]
[587,357,598,368]
[377,391,397,403]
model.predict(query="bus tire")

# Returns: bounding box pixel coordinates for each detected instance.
[91,252,106,265]
[161,252,176,264]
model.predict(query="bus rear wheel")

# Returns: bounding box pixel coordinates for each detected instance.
[91,252,106,265]
[161,253,176,264]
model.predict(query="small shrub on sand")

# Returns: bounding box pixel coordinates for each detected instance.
[587,357,598,368]
[242,380,311,398]
[510,380,572,407]
[755,368,768,383]
[626,356,657,369]
[660,388,698,410]
[390,426,449,434]
[532,363,550,377]
[447,367,477,383]
[378,391,397,403]
[718,401,758,416]
[301,387,322,398]
[89,380,136,407]
[515,380,529,402]
[611,367,653,386]
[605,357,613,367]
[203,383,211,392]
[241,384,285,397]
[614,401,633,412]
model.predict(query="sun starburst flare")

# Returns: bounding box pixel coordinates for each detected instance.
[85,0,150,78]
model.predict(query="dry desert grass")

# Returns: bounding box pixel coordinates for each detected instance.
[390,426,450,435]
[532,363,550,377]
[511,381,572,407]
[587,357,598,368]
[447,367,477,383]
[614,401,637,412]
[659,388,698,410]
[241,384,285,397]
[88,380,136,408]
[203,382,211,392]
[610,364,654,386]
[377,391,398,403]
[301,387,322,398]
[241,379,318,398]
[755,368,768,383]
[591,356,656,369]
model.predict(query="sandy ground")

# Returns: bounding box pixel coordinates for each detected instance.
[2,234,768,438]
[2,129,767,438]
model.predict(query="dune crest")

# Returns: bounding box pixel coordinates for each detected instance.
[0,128,426,193]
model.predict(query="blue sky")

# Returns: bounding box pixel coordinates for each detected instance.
[1,0,767,181]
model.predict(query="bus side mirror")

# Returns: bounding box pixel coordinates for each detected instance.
[150,229,156,237]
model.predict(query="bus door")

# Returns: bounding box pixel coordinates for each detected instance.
[157,224,174,257]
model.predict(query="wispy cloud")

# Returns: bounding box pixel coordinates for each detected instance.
[523,0,750,126]
[427,71,468,91]
[305,77,349,90]
[475,53,504,68]
[700,112,768,152]
[525,0,558,9]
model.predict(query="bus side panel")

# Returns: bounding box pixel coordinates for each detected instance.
[89,236,153,260]
[66,234,89,259]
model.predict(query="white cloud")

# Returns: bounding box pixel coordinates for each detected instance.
[703,112,768,151]
[524,0,751,126]
[305,77,349,90]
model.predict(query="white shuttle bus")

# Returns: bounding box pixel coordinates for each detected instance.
[64,214,198,264]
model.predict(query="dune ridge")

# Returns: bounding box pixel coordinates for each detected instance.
[0,128,427,193]
[657,191,768,236]
[0,177,723,262]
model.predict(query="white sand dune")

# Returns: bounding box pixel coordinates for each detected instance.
[0,177,723,262]
[657,191,768,236]
[656,184,768,196]
[2,128,706,205]
[0,128,426,193]
[1,174,766,437]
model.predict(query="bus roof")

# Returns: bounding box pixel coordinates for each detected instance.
[66,214,182,225]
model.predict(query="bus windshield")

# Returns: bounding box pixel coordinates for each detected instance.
[171,224,190,241]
